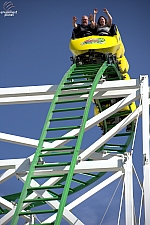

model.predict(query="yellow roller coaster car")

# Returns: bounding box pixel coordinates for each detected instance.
[70,26,125,59]
[69,26,130,74]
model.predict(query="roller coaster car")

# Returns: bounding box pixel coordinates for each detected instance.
[69,25,125,64]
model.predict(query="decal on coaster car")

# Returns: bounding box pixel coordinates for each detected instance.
[81,38,106,45]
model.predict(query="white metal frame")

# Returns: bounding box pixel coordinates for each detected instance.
[140,75,150,225]
[0,77,149,225]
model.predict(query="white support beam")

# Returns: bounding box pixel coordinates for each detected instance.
[0,197,15,210]
[32,158,124,176]
[124,154,134,225]
[140,75,150,225]
[0,85,54,97]
[0,79,141,105]
[0,159,26,170]
[0,79,139,97]
[0,169,15,184]
[0,132,39,147]
[89,152,124,160]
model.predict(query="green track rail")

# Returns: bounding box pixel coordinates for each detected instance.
[6,60,135,225]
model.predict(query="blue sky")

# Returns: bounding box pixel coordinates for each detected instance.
[0,0,149,224]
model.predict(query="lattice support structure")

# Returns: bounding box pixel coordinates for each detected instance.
[0,76,149,225]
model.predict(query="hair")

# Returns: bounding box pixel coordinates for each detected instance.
[97,16,107,26]
[82,15,88,20]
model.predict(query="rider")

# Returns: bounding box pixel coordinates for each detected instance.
[93,8,113,36]
[72,14,95,39]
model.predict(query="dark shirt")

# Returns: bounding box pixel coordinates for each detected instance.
[96,24,111,36]
[72,24,94,39]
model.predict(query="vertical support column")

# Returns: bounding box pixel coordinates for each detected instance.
[124,153,134,225]
[140,75,150,225]
[25,215,35,225]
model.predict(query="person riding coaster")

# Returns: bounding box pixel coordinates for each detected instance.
[70,8,123,63]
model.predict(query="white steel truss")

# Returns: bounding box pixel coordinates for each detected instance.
[0,77,149,225]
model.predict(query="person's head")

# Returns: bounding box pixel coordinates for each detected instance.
[81,15,88,25]
[98,16,107,26]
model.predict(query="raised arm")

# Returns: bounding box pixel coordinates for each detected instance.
[72,16,78,28]
[93,8,98,24]
[89,8,98,29]
[89,14,95,28]
[103,8,112,26]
